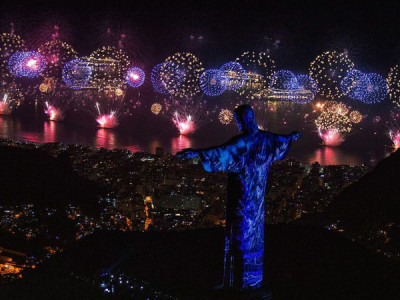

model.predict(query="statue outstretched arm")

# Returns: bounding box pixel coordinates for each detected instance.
[270,131,302,162]
[176,148,199,159]
[177,135,247,173]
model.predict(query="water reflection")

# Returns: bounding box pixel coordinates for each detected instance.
[0,115,389,166]
[124,144,142,153]
[96,128,116,149]
[16,119,43,144]
[171,135,192,154]
[309,146,361,165]
[96,128,142,152]
[43,121,57,143]
[0,116,20,137]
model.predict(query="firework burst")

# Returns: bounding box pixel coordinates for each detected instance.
[172,112,195,135]
[199,69,226,96]
[74,85,129,129]
[218,108,233,125]
[340,69,366,100]
[0,83,23,115]
[317,129,346,147]
[45,103,64,121]
[37,40,78,78]
[165,95,209,135]
[96,109,119,129]
[270,70,298,90]
[309,51,354,99]
[150,103,162,115]
[151,63,171,94]
[8,51,47,78]
[360,73,387,104]
[329,102,349,115]
[349,110,363,124]
[389,128,400,149]
[0,33,27,81]
[41,83,75,122]
[315,109,352,146]
[87,46,130,90]
[387,64,400,107]
[161,52,204,98]
[235,51,276,99]
[220,62,247,91]
[62,58,92,90]
[92,90,127,128]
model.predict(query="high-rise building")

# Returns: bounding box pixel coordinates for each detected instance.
[155,147,164,156]
[144,196,154,231]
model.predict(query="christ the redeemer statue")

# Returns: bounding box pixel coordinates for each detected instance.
[178,104,301,291]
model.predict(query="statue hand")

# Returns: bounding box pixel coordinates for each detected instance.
[291,131,302,141]
[177,148,199,159]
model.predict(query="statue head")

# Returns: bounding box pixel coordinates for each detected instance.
[233,104,259,134]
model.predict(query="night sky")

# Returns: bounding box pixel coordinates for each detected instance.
[0,0,398,162]
[1,0,399,74]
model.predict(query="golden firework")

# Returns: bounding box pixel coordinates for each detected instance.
[151,103,162,115]
[387,64,400,107]
[115,88,124,96]
[349,110,363,124]
[315,111,352,133]
[38,40,78,78]
[309,51,354,99]
[218,109,233,125]
[0,33,27,80]
[161,52,204,98]
[87,46,130,90]
[39,83,48,93]
[235,51,276,99]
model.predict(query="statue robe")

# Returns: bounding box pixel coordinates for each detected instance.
[197,130,293,290]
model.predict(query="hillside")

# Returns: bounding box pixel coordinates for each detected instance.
[0,145,101,213]
[323,149,400,231]
[1,225,399,300]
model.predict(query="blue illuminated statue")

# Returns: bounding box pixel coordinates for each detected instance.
[178,104,301,291]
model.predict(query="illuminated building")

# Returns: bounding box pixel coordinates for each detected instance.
[84,57,126,90]
[254,87,314,104]
[155,147,164,156]
[144,196,154,231]
[239,72,266,99]
[0,246,26,280]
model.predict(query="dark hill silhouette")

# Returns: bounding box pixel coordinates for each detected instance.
[2,225,399,300]
[296,150,400,259]
[322,149,400,231]
[297,148,400,246]
[0,145,101,213]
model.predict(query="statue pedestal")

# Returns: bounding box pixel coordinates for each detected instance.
[213,286,272,299]
[240,288,272,299]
